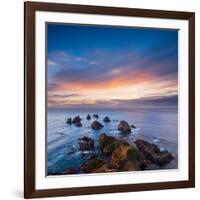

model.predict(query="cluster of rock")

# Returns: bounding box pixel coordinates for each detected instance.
[66,114,136,135]
[66,116,82,127]
[64,132,174,174]
[63,114,174,175]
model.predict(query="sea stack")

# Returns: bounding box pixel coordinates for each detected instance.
[103,116,111,122]
[86,114,91,120]
[118,120,131,134]
[91,120,103,130]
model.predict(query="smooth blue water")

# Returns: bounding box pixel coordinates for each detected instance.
[47,106,178,175]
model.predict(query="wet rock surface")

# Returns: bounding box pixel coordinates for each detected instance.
[135,139,174,166]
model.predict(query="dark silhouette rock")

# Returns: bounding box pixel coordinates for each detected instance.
[118,120,131,134]
[86,114,91,120]
[66,118,72,124]
[103,116,111,122]
[135,139,173,166]
[91,120,103,130]
[72,116,81,124]
[79,137,94,151]
[131,125,136,129]
[93,114,99,118]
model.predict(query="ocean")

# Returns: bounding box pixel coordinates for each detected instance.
[47,106,178,175]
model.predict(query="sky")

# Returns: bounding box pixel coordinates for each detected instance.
[47,23,178,108]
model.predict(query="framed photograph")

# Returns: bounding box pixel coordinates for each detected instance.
[24,1,195,198]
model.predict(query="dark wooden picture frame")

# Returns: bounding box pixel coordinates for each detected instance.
[24,1,195,198]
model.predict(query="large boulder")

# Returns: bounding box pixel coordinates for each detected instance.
[103,116,111,122]
[135,139,173,166]
[118,120,131,134]
[99,133,120,154]
[86,114,91,120]
[79,137,94,151]
[66,118,72,124]
[111,142,141,170]
[72,116,81,124]
[91,120,103,130]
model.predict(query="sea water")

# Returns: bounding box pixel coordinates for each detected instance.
[47,106,178,175]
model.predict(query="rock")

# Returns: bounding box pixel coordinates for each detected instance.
[99,133,120,154]
[86,114,91,120]
[93,114,99,118]
[131,125,136,129]
[72,116,81,124]
[99,133,142,171]
[91,120,103,130]
[118,120,131,134]
[135,139,173,166]
[64,168,78,174]
[66,118,72,124]
[81,157,105,173]
[76,122,82,127]
[79,137,94,151]
[111,142,141,170]
[103,116,111,122]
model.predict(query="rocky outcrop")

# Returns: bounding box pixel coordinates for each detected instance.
[135,139,173,166]
[99,133,142,171]
[72,116,81,124]
[79,137,94,151]
[99,133,120,154]
[103,116,111,122]
[66,118,72,124]
[118,120,131,134]
[111,142,141,170]
[91,120,103,130]
[86,114,91,120]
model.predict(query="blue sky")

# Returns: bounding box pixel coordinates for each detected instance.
[47,23,178,108]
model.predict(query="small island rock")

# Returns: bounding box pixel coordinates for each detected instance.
[72,116,81,124]
[118,120,131,134]
[131,125,136,129]
[91,120,103,130]
[103,116,111,122]
[93,114,99,118]
[86,114,91,120]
